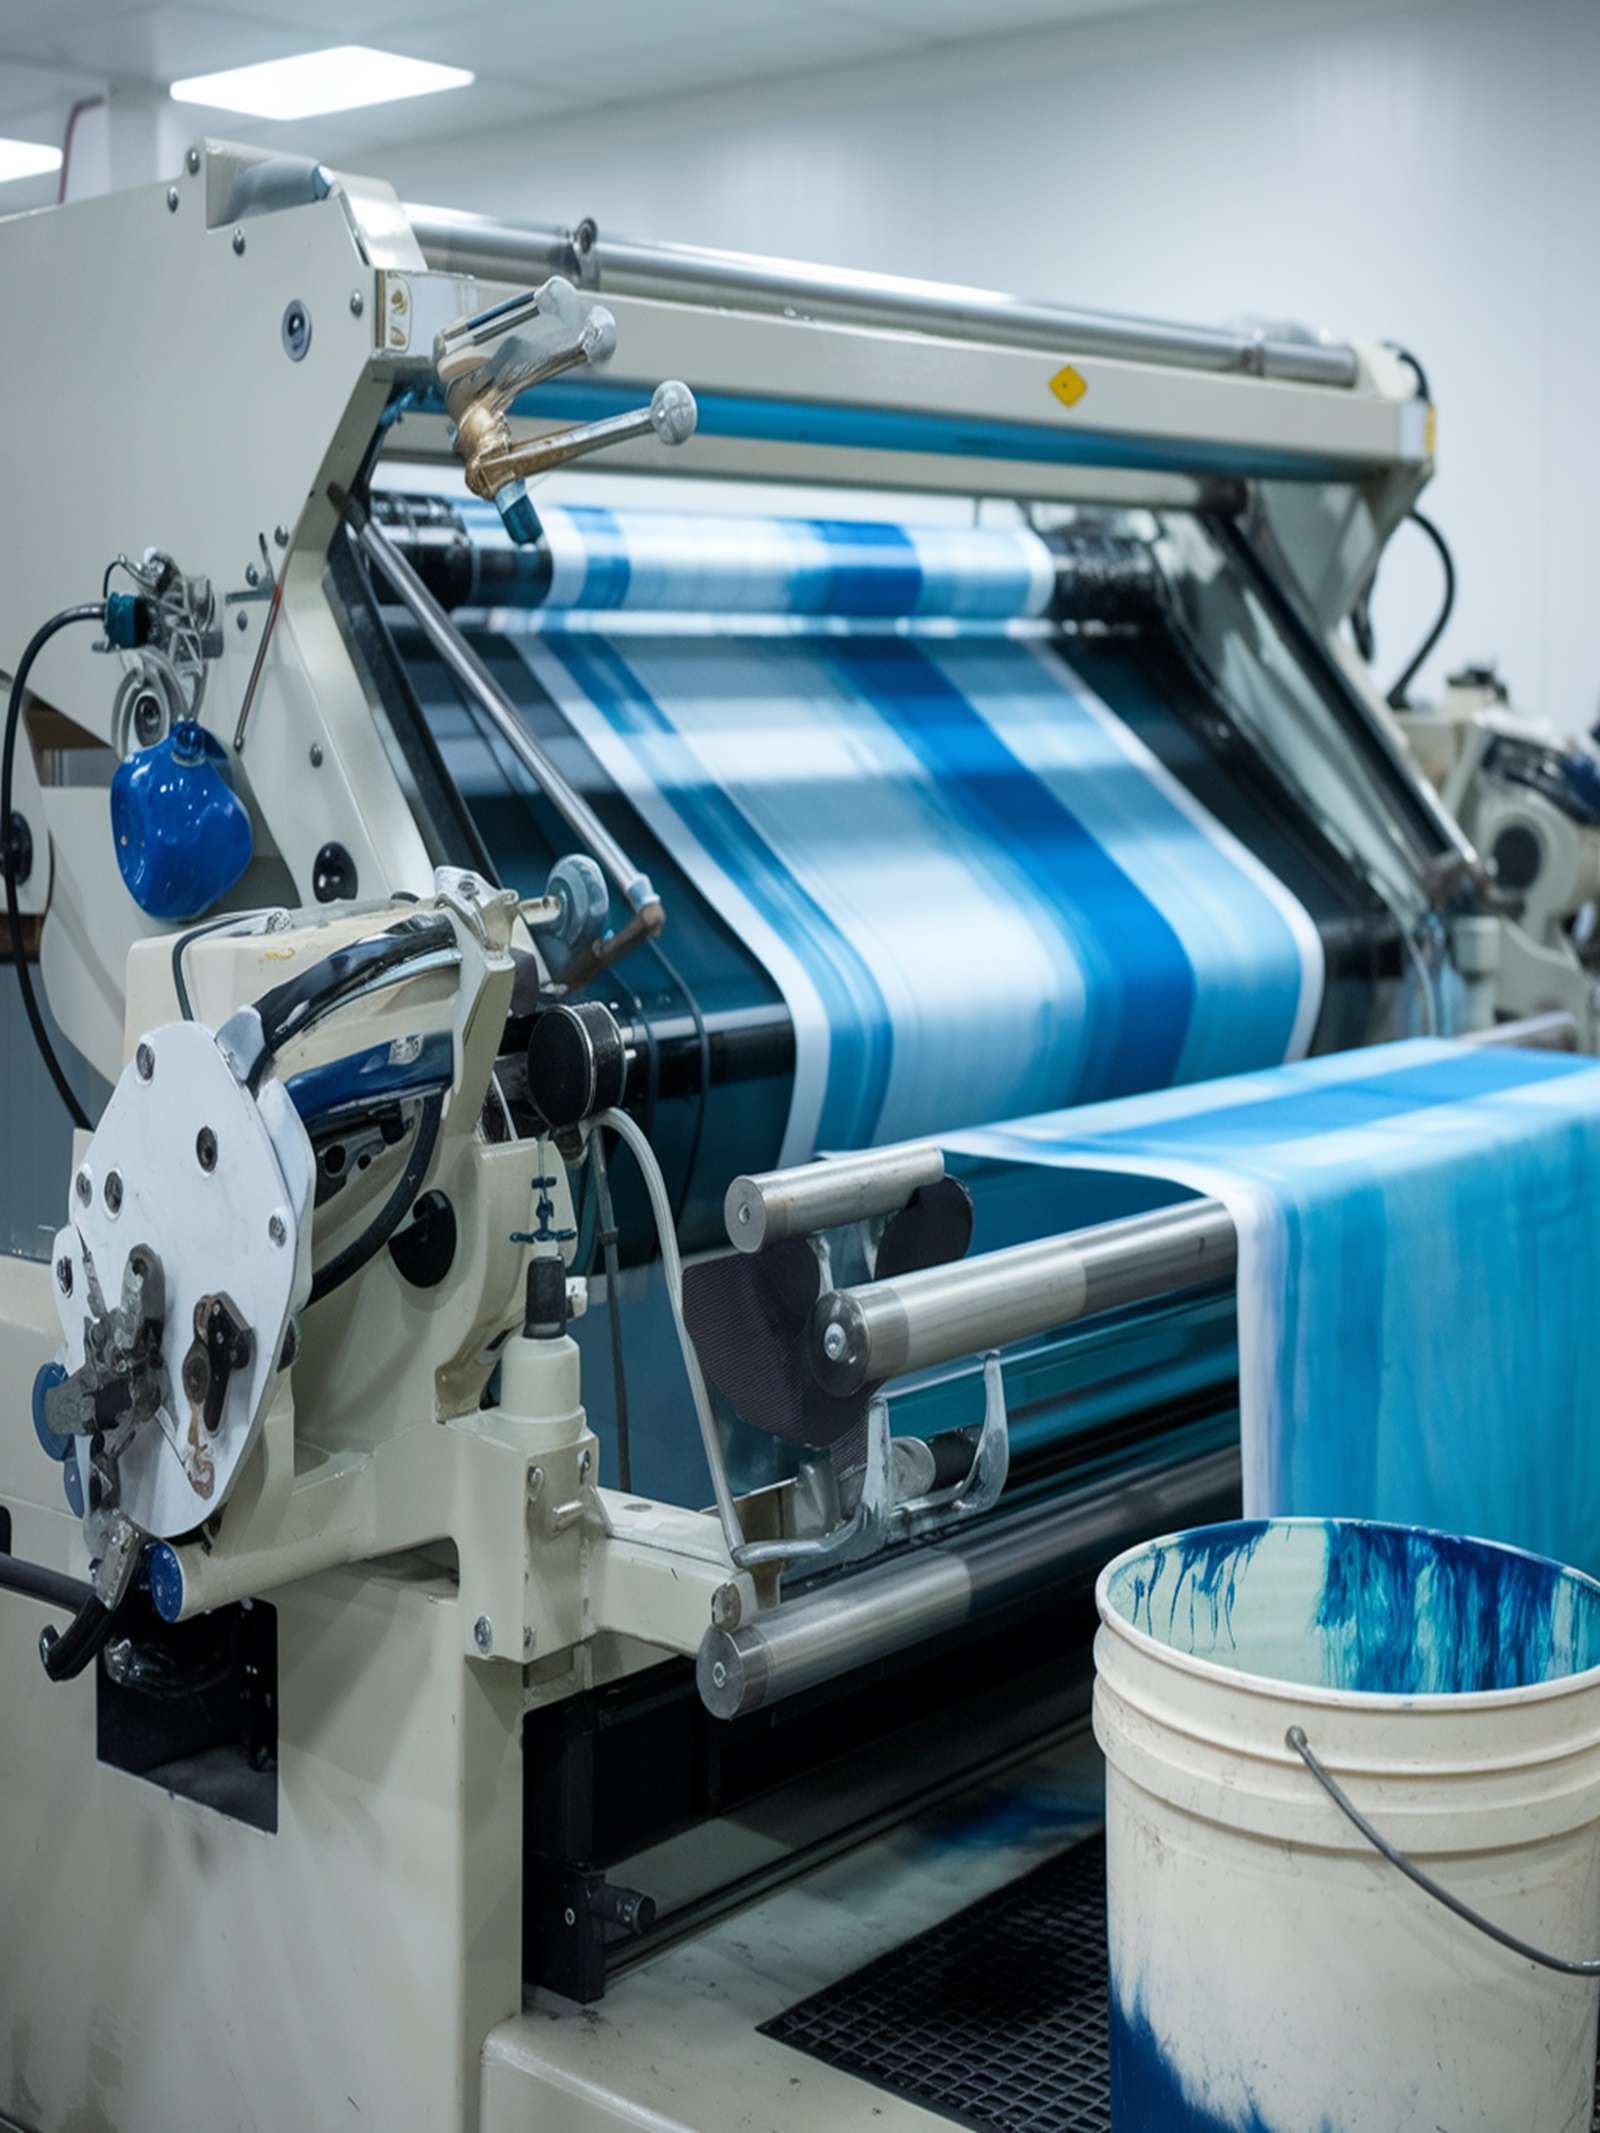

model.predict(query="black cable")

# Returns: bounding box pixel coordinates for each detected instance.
[307,1091,444,1304]
[1385,510,1456,710]
[39,1592,121,1682]
[0,1548,94,1613]
[647,934,712,1232]
[3,603,104,1129]
[588,1130,632,1493]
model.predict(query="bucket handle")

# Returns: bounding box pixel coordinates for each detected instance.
[1287,1726,1600,1978]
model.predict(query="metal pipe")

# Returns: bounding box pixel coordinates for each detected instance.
[808,1010,1579,1396]
[812,1199,1235,1397]
[725,1142,945,1253]
[697,1442,1241,1719]
[348,497,662,920]
[406,208,1362,391]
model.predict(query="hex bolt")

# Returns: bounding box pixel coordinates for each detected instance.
[74,1168,91,1206]
[268,1212,287,1247]
[55,1257,73,1296]
[195,1126,218,1173]
[165,186,179,213]
[473,1614,494,1655]
[232,227,245,256]
[349,289,365,317]
[822,1321,848,1363]
[104,1170,124,1216]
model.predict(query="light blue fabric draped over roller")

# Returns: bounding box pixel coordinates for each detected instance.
[950,1039,1600,1578]
[444,499,1325,1159]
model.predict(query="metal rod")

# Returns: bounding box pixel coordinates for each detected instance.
[348,497,662,920]
[812,1199,1235,1397]
[809,1010,1580,1397]
[697,1442,1240,1719]
[726,1142,945,1254]
[406,208,1361,391]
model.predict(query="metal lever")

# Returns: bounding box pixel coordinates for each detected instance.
[434,274,696,543]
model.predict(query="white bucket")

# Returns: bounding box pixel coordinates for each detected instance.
[1094,1517,1600,2132]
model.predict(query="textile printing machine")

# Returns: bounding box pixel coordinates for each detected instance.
[0,141,1593,2133]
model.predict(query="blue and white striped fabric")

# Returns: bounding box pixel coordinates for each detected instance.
[950,1040,1600,1577]
[512,625,1324,1159]
[461,499,1055,619]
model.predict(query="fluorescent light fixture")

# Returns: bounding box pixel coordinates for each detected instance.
[170,46,472,122]
[0,139,63,185]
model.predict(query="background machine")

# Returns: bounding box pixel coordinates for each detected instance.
[2,141,1594,2133]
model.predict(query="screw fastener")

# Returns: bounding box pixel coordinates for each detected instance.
[268,1212,287,1247]
[232,227,245,256]
[473,1614,494,1655]
[55,1257,73,1296]
[74,1168,91,1206]
[350,289,365,317]
[166,186,179,213]
[822,1322,848,1362]
[196,1126,218,1173]
[104,1171,124,1215]
[135,1041,155,1082]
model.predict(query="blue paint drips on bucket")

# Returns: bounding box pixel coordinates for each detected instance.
[1111,1985,1332,2132]
[1315,1520,1600,1693]
[1123,1519,1269,1658]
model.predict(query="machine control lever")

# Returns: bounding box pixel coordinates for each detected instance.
[434,273,696,543]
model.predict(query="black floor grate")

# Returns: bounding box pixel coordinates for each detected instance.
[761,1834,1112,2133]
[761,1830,1600,2132]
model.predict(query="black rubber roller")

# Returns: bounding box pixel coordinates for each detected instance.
[527,1001,628,1130]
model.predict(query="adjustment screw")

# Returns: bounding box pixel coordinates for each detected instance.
[55,1257,73,1296]
[473,1614,494,1655]
[822,1321,847,1363]
[232,227,245,256]
[349,289,364,317]
[74,1167,91,1207]
[104,1170,123,1216]
[196,1126,218,1173]
[135,1040,155,1082]
[267,1211,287,1247]
[165,186,179,213]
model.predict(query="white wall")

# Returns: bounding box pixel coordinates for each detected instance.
[381,0,1599,729]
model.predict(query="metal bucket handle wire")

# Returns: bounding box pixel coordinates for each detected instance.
[1288,1725,1600,1978]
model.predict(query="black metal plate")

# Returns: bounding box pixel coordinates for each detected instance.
[761,1831,1600,2132]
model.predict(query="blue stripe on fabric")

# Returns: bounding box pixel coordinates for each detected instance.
[825,634,1194,1097]
[809,519,923,617]
[559,503,632,608]
[534,631,895,1146]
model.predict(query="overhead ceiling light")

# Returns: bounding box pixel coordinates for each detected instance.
[0,138,63,185]
[170,46,473,122]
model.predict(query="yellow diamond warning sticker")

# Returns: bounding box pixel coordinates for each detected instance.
[1049,364,1088,409]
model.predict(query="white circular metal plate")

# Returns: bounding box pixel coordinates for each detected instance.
[52,1023,308,1538]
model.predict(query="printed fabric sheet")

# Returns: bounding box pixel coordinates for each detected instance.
[950,1039,1600,1578]
[497,614,1324,1161]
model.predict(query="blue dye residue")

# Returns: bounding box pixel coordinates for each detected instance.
[1123,1520,1269,1657]
[1110,1986,1330,2133]
[1314,1521,1600,1695]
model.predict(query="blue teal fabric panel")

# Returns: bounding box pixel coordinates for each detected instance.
[511,621,1323,1160]
[458,499,1055,620]
[950,1039,1600,1578]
